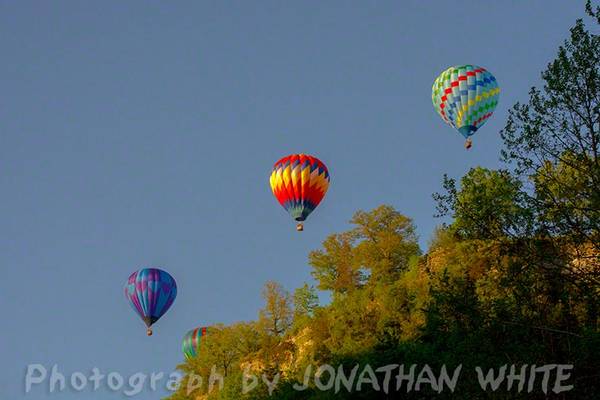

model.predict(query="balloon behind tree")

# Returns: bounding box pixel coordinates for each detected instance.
[182,326,208,360]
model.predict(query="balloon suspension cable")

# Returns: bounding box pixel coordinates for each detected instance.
[147,328,153,336]
[465,138,473,150]
[296,222,304,232]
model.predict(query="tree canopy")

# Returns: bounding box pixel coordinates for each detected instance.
[167,4,599,399]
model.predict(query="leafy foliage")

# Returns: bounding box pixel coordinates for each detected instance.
[167,5,600,399]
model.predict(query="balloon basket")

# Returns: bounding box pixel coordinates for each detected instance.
[296,223,304,232]
[465,138,472,150]
[147,328,153,336]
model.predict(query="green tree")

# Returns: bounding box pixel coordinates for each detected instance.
[309,205,420,294]
[351,206,421,283]
[434,167,532,239]
[293,283,319,319]
[167,5,600,399]
[258,281,292,337]
[307,206,422,355]
[501,1,600,255]
[309,231,365,294]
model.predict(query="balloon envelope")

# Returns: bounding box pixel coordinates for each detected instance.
[182,326,208,360]
[124,268,177,331]
[432,65,499,139]
[269,154,330,226]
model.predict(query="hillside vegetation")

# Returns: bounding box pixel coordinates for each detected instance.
[167,4,600,399]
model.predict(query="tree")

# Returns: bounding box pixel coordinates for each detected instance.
[501,2,600,254]
[309,232,365,294]
[309,205,420,294]
[307,206,422,354]
[168,5,600,399]
[258,281,293,336]
[434,167,532,239]
[435,1,599,299]
[293,283,319,319]
[351,206,421,283]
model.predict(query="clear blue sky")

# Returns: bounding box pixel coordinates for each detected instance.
[0,1,587,398]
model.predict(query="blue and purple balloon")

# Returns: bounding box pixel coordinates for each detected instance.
[124,268,177,336]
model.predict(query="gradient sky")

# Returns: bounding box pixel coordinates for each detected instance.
[0,1,587,398]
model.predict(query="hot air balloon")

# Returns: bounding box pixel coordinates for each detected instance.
[269,154,330,231]
[432,65,500,149]
[182,326,208,360]
[124,268,177,336]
